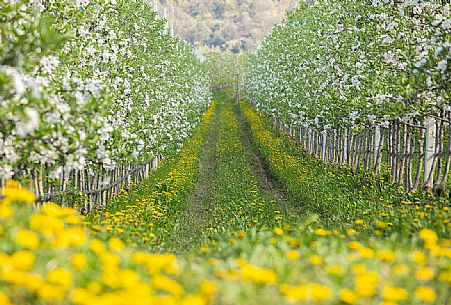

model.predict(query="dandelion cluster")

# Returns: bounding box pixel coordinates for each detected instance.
[1,96,450,305]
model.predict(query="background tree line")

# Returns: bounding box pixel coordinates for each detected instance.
[155,0,294,52]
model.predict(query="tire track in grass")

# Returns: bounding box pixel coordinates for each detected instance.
[172,101,221,253]
[233,102,302,223]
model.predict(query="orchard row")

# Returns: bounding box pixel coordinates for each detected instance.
[0,0,210,194]
[244,1,450,193]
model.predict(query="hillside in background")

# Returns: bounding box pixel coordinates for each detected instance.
[155,0,295,52]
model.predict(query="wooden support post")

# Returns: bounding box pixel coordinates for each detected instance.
[127,163,131,188]
[322,130,327,162]
[374,126,381,170]
[423,116,437,191]
[343,129,348,164]
[152,156,159,170]
[299,126,302,146]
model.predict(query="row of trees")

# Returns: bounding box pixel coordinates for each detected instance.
[206,51,249,93]
[244,1,450,194]
[0,0,210,206]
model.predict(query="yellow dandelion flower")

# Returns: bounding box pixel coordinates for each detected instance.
[55,227,87,248]
[23,272,44,291]
[339,288,358,304]
[439,271,451,283]
[314,228,330,236]
[15,229,40,249]
[391,264,409,276]
[152,275,184,296]
[241,264,278,285]
[355,219,364,225]
[412,250,426,265]
[118,269,140,288]
[274,227,284,236]
[91,225,102,232]
[89,239,106,254]
[347,229,356,236]
[310,283,332,302]
[348,241,362,250]
[30,214,64,237]
[11,250,35,271]
[69,288,93,305]
[0,204,13,219]
[181,295,207,305]
[0,291,12,305]
[280,283,332,302]
[326,264,344,276]
[37,284,66,301]
[375,220,389,229]
[200,281,217,296]
[41,203,66,217]
[87,281,102,294]
[70,253,87,270]
[415,286,436,303]
[382,284,408,301]
[236,231,246,238]
[378,250,395,262]
[359,247,375,258]
[1,180,35,204]
[108,237,125,251]
[100,251,121,270]
[287,250,300,261]
[280,284,309,301]
[352,264,368,274]
[419,229,438,245]
[355,271,379,297]
[47,267,73,289]
[309,255,323,266]
[416,267,435,281]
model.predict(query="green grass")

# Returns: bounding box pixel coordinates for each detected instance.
[3,92,449,305]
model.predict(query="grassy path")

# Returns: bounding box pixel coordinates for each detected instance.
[176,92,296,252]
[172,98,221,252]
